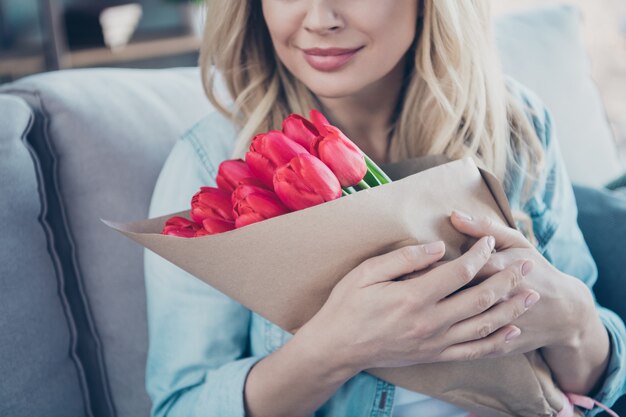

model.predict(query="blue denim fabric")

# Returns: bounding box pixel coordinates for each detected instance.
[144,81,626,417]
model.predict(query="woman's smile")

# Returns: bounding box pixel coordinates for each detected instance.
[301,46,365,72]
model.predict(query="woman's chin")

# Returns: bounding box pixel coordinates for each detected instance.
[303,79,366,100]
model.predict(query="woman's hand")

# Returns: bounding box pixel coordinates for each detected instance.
[445,209,590,353]
[448,210,611,395]
[297,235,540,376]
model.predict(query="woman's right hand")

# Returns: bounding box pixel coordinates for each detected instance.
[297,236,540,377]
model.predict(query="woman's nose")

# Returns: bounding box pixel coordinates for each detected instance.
[303,0,345,35]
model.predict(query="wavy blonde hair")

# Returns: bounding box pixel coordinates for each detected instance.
[199,0,546,244]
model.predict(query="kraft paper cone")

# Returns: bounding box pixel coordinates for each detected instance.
[103,156,577,417]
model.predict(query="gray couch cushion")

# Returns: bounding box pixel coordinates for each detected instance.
[0,94,87,417]
[0,68,212,417]
[574,185,626,320]
[573,185,626,415]
[496,5,624,187]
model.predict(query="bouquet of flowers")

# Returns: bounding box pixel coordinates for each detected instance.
[161,110,392,238]
[103,111,578,417]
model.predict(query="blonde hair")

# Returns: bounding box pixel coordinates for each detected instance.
[199,0,545,244]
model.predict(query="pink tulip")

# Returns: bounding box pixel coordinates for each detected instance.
[282,114,320,149]
[201,217,235,234]
[273,153,342,211]
[194,228,210,237]
[216,159,265,193]
[245,130,310,189]
[309,109,332,136]
[190,187,236,230]
[231,184,290,228]
[162,216,202,238]
[310,124,367,187]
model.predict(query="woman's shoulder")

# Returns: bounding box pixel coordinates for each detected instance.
[179,109,240,171]
[504,76,553,150]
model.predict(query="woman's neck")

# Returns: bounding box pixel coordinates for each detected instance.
[315,56,407,165]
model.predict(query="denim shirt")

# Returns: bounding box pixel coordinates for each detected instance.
[144,80,626,417]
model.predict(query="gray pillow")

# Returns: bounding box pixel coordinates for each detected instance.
[574,185,626,320]
[0,94,88,417]
[495,5,624,188]
[573,184,626,415]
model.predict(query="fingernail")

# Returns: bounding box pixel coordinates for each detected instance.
[505,327,521,342]
[488,236,495,251]
[524,292,540,309]
[453,210,473,222]
[521,261,534,276]
[423,241,445,254]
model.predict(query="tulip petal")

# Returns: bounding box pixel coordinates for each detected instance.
[310,109,331,135]
[313,125,367,187]
[273,154,341,211]
[194,228,211,237]
[162,216,201,238]
[216,158,262,193]
[190,187,235,224]
[318,136,367,187]
[234,212,266,228]
[292,153,342,202]
[246,131,309,191]
[202,217,236,234]
[231,184,290,228]
[245,150,275,189]
[274,165,325,211]
[282,114,320,149]
[264,130,310,166]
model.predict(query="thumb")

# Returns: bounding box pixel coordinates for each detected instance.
[356,241,446,287]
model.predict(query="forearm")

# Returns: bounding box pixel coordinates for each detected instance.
[542,290,611,395]
[244,328,357,417]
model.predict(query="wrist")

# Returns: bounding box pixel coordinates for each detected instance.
[542,275,611,394]
[551,274,597,348]
[290,322,361,384]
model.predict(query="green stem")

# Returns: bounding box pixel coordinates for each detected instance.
[342,186,358,196]
[362,168,382,188]
[363,154,392,184]
[357,179,371,189]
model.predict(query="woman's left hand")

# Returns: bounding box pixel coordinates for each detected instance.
[448,209,593,354]
[448,209,611,395]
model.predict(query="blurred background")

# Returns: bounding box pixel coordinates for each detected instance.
[0,0,205,81]
[494,0,626,177]
[0,0,624,159]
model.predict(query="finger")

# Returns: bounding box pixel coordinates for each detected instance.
[436,259,534,327]
[407,235,494,301]
[455,252,508,290]
[450,210,531,250]
[443,289,540,346]
[437,324,522,362]
[474,252,508,282]
[357,241,446,286]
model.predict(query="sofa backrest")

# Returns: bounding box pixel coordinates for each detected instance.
[0,94,89,417]
[0,68,212,417]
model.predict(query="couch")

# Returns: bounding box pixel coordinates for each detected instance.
[0,5,624,417]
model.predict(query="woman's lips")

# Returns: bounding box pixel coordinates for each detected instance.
[302,47,364,72]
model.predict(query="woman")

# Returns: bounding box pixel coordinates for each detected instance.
[144,1,626,416]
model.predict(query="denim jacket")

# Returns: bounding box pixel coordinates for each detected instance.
[144,80,626,417]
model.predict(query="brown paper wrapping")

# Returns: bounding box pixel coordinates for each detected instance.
[103,156,578,417]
